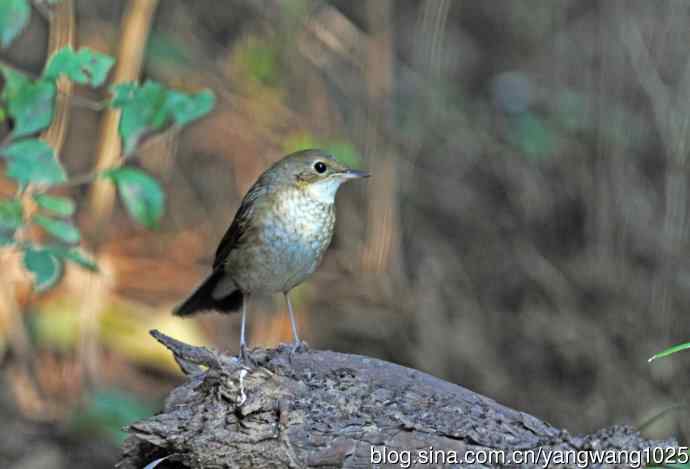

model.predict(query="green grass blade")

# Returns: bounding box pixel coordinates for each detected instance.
[649,342,690,362]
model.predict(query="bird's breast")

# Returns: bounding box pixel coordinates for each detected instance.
[265,189,335,256]
[229,188,335,294]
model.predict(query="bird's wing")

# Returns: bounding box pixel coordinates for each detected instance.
[212,182,269,270]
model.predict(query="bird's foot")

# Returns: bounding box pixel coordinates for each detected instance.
[289,339,309,355]
[238,344,255,367]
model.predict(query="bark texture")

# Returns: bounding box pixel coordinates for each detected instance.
[117,330,675,468]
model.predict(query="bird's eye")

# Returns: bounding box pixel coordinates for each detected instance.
[314,161,327,174]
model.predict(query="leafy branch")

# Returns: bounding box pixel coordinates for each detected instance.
[0,0,215,290]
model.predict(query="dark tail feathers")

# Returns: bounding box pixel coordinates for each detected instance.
[173,270,243,316]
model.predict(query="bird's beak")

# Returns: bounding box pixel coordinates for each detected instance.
[341,169,370,179]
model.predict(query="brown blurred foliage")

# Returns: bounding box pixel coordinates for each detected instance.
[2,0,690,466]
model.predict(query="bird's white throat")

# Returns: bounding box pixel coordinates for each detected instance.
[305,177,345,204]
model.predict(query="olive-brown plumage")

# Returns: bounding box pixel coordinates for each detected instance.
[173,149,368,357]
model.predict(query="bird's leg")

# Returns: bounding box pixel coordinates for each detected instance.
[285,291,300,343]
[284,291,307,353]
[239,295,251,363]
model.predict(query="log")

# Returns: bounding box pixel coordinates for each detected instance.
[117,330,675,468]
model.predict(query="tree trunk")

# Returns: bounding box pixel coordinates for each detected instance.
[117,330,675,468]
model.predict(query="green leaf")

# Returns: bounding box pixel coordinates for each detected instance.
[1,67,56,137]
[164,89,215,126]
[110,81,215,155]
[104,167,165,228]
[0,198,22,229]
[0,139,66,185]
[110,81,169,155]
[34,214,80,244]
[33,193,75,217]
[649,341,690,362]
[22,246,63,291]
[43,46,115,87]
[44,245,98,272]
[0,198,20,245]
[0,0,30,48]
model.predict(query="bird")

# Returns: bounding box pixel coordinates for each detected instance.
[173,149,369,361]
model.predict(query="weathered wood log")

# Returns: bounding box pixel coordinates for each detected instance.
[117,330,675,468]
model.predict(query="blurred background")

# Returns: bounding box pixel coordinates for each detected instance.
[2,0,690,466]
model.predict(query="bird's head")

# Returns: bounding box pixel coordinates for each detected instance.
[268,149,369,204]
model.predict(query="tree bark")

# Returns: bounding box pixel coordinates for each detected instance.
[117,330,675,468]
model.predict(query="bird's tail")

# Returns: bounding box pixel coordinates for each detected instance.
[173,270,243,316]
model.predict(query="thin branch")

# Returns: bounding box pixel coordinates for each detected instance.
[52,170,104,189]
[69,94,109,111]
[86,0,160,241]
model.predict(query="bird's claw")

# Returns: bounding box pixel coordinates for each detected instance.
[289,340,309,354]
[239,344,255,367]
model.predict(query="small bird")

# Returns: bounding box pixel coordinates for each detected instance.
[174,149,368,360]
